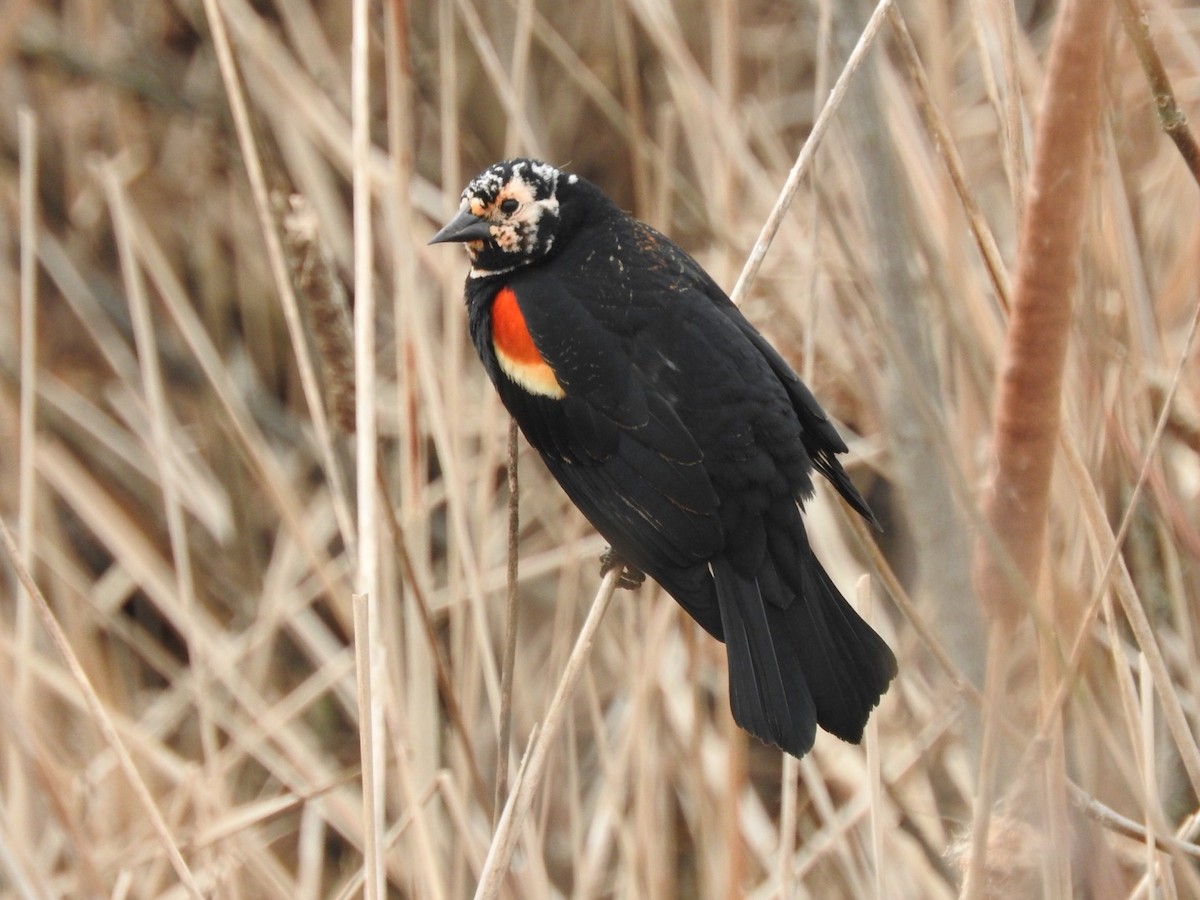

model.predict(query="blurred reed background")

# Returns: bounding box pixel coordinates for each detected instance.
[0,0,1198,896]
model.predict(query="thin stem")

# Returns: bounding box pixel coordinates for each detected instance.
[475,568,624,899]
[0,518,204,899]
[729,0,893,306]
[494,420,522,825]
[1115,0,1200,186]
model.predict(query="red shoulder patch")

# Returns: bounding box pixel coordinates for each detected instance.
[491,286,565,399]
[492,287,543,365]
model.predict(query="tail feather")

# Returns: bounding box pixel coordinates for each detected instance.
[711,523,896,756]
[791,554,896,742]
[712,562,817,757]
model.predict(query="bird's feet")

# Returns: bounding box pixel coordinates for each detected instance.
[600,548,645,591]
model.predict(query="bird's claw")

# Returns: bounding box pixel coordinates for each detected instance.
[600,548,645,591]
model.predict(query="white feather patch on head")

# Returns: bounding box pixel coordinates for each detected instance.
[458,160,567,271]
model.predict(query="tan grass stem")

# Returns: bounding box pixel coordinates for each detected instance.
[0,518,204,898]
[475,567,623,899]
[730,0,893,306]
[12,105,38,865]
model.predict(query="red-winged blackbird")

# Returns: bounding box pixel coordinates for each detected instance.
[431,159,896,758]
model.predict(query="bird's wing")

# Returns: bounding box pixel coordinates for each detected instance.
[671,249,877,526]
[729,315,877,526]
[494,272,724,574]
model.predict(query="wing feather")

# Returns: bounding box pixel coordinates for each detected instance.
[493,273,724,572]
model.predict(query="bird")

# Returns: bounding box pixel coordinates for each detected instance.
[431,158,896,758]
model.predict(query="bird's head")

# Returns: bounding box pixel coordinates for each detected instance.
[429,158,578,274]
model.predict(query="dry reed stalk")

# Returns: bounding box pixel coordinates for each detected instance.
[1033,286,1200,784]
[0,519,204,897]
[373,464,492,806]
[475,567,623,899]
[730,0,893,306]
[964,0,1027,223]
[960,625,1016,899]
[102,159,229,889]
[347,0,386,895]
[383,6,451,871]
[1139,654,1162,895]
[12,106,38,878]
[1116,0,1200,186]
[887,6,1012,309]
[494,419,520,823]
[1066,436,1200,799]
[125,189,351,615]
[402,284,504,711]
[455,0,544,156]
[491,0,530,821]
[206,0,354,526]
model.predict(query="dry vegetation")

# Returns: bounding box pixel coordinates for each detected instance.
[1,0,1199,897]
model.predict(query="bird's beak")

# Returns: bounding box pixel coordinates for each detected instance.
[429,209,493,244]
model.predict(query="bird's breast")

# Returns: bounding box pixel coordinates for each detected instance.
[490,286,565,399]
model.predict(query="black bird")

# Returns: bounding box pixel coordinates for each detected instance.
[431,159,896,758]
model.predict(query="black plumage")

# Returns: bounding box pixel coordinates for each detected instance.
[431,159,896,757]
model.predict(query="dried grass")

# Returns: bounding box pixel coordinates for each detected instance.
[1,0,1198,897]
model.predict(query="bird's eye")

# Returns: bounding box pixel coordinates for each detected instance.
[499,198,520,215]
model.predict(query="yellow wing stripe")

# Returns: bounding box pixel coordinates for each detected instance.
[491,286,565,399]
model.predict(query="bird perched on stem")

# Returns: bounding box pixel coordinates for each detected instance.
[431,159,896,758]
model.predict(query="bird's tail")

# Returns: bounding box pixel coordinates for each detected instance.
[711,529,896,757]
